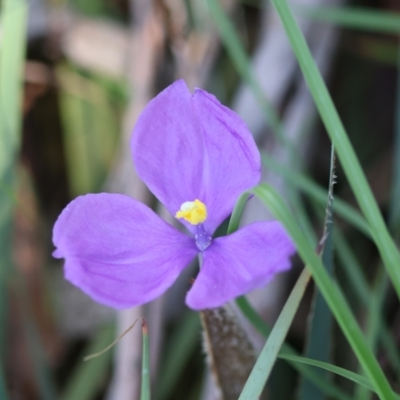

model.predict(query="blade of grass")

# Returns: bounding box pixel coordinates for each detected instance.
[299,146,335,400]
[270,0,400,315]
[254,184,395,399]
[141,319,150,400]
[155,311,200,400]
[205,0,292,150]
[0,0,28,354]
[262,153,371,237]
[227,191,251,234]
[280,354,375,393]
[238,268,311,399]
[60,324,115,400]
[294,6,400,34]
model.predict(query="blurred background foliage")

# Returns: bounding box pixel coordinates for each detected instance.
[1,0,400,399]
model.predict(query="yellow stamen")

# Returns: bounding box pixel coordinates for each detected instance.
[175,199,207,225]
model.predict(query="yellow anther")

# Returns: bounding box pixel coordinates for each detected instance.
[175,199,207,225]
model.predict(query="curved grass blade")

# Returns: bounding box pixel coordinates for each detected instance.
[254,184,395,399]
[238,268,311,399]
[281,354,373,392]
[227,191,250,234]
[141,319,150,400]
[205,0,289,148]
[262,153,370,237]
[294,6,400,34]
[299,146,336,400]
[270,0,400,322]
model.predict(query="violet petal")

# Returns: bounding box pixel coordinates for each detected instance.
[53,193,198,309]
[185,221,295,310]
[131,80,260,235]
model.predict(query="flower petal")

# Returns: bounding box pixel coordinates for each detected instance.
[53,193,198,309]
[186,221,295,310]
[131,80,260,235]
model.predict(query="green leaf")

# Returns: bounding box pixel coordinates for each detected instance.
[239,268,311,399]
[281,354,374,392]
[227,191,250,234]
[141,320,150,400]
[262,153,370,237]
[294,6,400,34]
[0,0,28,353]
[254,184,395,399]
[205,0,290,149]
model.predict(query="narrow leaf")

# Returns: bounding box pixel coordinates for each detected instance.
[239,268,311,399]
[141,319,150,400]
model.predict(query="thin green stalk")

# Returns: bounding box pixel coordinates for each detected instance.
[255,184,395,400]
[141,319,150,400]
[270,0,400,320]
[238,268,311,399]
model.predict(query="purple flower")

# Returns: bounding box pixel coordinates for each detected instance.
[52,80,295,310]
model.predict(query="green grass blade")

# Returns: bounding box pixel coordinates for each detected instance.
[141,320,150,400]
[254,184,395,399]
[270,0,400,309]
[227,191,250,234]
[60,324,115,400]
[155,311,200,400]
[262,153,370,237]
[281,354,374,392]
[239,268,311,399]
[0,0,28,353]
[294,6,400,34]
[299,147,335,400]
[205,0,289,147]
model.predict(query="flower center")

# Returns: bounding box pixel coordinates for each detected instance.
[175,199,207,225]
